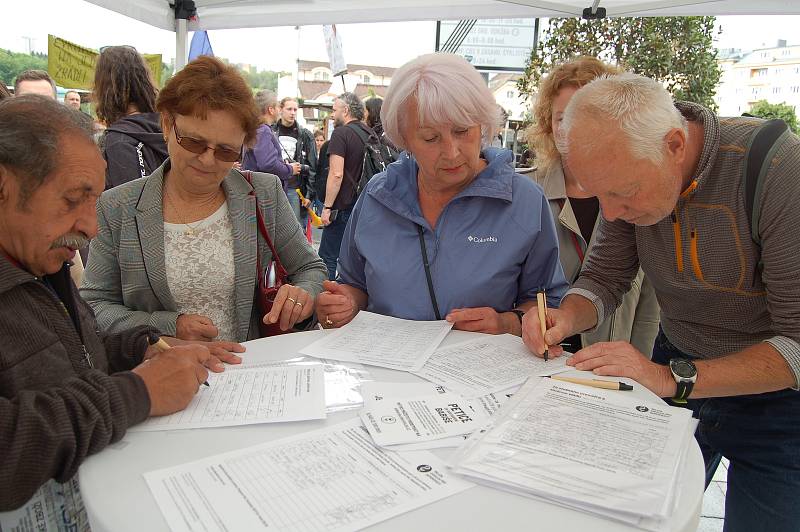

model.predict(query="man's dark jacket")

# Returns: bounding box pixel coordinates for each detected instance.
[0,258,153,510]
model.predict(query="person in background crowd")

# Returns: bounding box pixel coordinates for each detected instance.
[314,129,325,152]
[241,90,301,195]
[273,97,317,228]
[81,57,326,343]
[13,69,56,99]
[316,53,568,333]
[64,90,82,111]
[529,56,659,356]
[364,97,385,137]
[0,84,10,101]
[94,45,168,189]
[0,95,242,514]
[316,92,368,280]
[365,96,398,154]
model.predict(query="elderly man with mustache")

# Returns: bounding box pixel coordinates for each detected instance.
[0,96,243,522]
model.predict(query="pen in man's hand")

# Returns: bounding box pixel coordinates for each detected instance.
[148,333,209,387]
[537,291,549,362]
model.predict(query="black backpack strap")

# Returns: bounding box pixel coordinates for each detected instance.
[743,119,790,246]
[743,118,790,281]
[346,121,372,144]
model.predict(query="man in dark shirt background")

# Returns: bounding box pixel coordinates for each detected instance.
[319,92,366,280]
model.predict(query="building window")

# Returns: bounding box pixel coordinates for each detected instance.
[362,75,371,84]
[313,70,330,81]
[773,87,782,94]
[506,90,514,98]
[751,68,768,78]
[791,86,800,93]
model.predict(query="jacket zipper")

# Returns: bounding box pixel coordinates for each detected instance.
[671,209,684,273]
[36,277,95,370]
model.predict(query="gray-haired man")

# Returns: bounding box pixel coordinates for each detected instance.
[522,73,800,532]
[0,96,242,516]
[319,92,366,280]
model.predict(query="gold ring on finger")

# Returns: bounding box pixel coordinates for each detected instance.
[287,296,297,304]
[295,301,303,307]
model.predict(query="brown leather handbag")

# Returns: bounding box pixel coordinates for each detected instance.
[244,171,292,337]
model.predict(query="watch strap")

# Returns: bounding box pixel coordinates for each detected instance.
[672,379,694,404]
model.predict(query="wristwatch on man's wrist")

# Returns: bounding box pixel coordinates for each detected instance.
[668,358,697,404]
[510,309,526,323]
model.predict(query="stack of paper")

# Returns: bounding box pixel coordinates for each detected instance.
[360,382,515,450]
[300,311,453,371]
[449,377,698,531]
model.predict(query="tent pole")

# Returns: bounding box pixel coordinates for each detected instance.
[175,18,188,71]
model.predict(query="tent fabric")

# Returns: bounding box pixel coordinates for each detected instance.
[83,0,800,32]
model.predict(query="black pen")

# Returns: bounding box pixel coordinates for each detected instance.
[148,333,209,387]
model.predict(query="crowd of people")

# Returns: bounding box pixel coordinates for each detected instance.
[1,46,799,532]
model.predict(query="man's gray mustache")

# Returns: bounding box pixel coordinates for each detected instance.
[51,234,89,250]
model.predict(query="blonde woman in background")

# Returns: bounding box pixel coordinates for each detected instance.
[529,56,660,356]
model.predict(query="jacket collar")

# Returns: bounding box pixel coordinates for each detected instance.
[368,147,515,224]
[675,101,720,198]
[538,162,568,201]
[0,253,35,295]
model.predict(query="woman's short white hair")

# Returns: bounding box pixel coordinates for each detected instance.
[381,53,503,151]
[557,72,688,165]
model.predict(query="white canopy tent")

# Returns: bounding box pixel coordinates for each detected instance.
[84,0,800,67]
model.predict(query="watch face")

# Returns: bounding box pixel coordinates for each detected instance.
[671,359,696,379]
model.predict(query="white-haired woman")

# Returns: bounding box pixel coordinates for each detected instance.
[316,53,568,334]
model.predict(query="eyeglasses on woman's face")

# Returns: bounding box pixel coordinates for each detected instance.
[172,119,242,163]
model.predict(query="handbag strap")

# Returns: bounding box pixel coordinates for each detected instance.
[243,171,288,281]
[416,224,441,320]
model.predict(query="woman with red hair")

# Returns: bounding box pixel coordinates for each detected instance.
[82,56,327,343]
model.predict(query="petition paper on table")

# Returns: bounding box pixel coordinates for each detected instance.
[299,311,453,371]
[361,390,487,447]
[361,381,515,450]
[129,364,326,431]
[414,334,569,398]
[144,418,473,532]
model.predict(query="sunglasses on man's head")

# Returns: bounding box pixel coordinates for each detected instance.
[172,119,242,163]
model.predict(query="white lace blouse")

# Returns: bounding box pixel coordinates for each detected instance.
[164,202,237,341]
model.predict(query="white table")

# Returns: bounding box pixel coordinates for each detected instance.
[79,330,704,532]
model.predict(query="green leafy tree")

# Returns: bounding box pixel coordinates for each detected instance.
[747,100,799,133]
[240,68,285,91]
[0,49,48,86]
[517,17,721,110]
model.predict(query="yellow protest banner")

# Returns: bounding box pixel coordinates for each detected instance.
[47,35,96,90]
[143,54,162,86]
[47,35,163,90]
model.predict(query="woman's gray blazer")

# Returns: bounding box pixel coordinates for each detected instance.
[80,161,327,342]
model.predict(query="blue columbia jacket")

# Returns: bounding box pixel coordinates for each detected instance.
[338,147,568,319]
